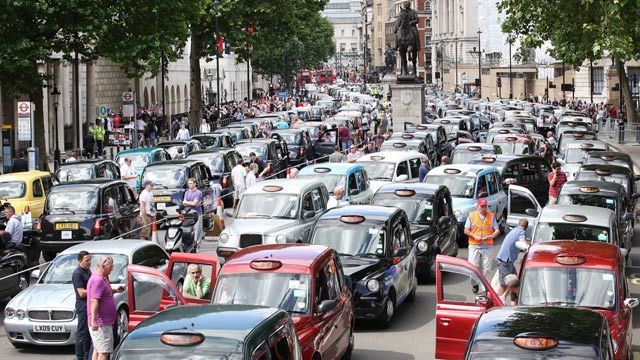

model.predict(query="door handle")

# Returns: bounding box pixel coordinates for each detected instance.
[439,317,452,326]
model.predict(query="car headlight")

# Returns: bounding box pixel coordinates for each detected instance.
[219,233,229,244]
[16,309,25,320]
[417,241,428,252]
[612,339,618,353]
[366,279,380,293]
[275,234,286,243]
[4,307,15,318]
[454,210,462,219]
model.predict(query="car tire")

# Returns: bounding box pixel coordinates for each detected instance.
[114,307,129,345]
[498,211,507,234]
[42,251,56,262]
[378,293,395,329]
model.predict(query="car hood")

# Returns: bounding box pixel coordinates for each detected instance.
[340,256,385,283]
[561,163,581,181]
[451,197,475,211]
[368,180,390,194]
[226,218,298,235]
[8,283,76,310]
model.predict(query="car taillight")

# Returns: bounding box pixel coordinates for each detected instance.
[178,214,185,221]
[93,219,102,236]
[221,176,228,188]
[299,147,304,156]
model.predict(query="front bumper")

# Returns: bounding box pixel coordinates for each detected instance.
[352,293,386,320]
[4,316,77,346]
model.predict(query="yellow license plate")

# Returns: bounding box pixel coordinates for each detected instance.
[154,196,172,203]
[55,223,79,230]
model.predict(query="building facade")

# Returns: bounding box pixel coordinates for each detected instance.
[323,0,366,70]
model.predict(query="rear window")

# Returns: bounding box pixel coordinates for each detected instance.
[0,181,26,199]
[56,165,94,182]
[47,189,98,212]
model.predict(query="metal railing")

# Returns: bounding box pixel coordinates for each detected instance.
[597,118,640,145]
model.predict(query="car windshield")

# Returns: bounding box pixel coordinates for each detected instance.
[452,150,492,164]
[192,135,220,147]
[0,181,26,199]
[47,190,98,212]
[380,143,419,152]
[278,133,300,144]
[494,142,529,155]
[533,223,610,243]
[163,145,187,159]
[425,175,475,198]
[189,154,224,174]
[142,168,187,188]
[57,165,94,181]
[564,148,589,163]
[235,145,267,160]
[237,193,298,219]
[576,172,628,189]
[117,154,149,169]
[520,267,616,310]
[557,194,617,212]
[359,161,395,180]
[298,174,345,194]
[373,195,433,225]
[312,225,385,257]
[213,273,311,314]
[40,253,128,284]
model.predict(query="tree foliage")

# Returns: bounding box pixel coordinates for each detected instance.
[498,0,640,122]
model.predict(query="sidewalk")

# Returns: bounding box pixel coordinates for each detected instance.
[598,125,640,175]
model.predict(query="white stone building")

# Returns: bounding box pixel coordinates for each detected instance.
[323,0,366,68]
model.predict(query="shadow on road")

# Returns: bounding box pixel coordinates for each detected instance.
[352,349,415,360]
[354,287,435,333]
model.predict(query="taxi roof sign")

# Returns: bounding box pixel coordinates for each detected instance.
[392,143,407,148]
[555,255,587,265]
[481,157,496,163]
[513,335,558,351]
[595,168,612,176]
[394,189,416,197]
[340,215,366,224]
[313,167,331,173]
[161,331,205,347]
[444,168,462,174]
[262,185,283,192]
[370,155,385,161]
[401,134,414,139]
[250,260,283,270]
[562,214,588,222]
[579,186,600,193]
[468,146,482,151]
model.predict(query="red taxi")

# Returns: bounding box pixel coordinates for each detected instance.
[212,244,354,360]
[126,252,218,330]
[436,241,637,360]
[490,134,535,155]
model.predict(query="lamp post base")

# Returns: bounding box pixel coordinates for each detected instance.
[54,148,61,171]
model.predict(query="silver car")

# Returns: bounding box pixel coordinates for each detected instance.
[217,179,328,259]
[3,240,169,348]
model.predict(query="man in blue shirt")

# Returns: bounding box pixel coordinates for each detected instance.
[418,158,430,182]
[4,206,23,245]
[496,218,528,297]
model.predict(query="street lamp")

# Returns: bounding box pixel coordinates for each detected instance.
[213,0,221,110]
[51,86,61,170]
[477,30,482,98]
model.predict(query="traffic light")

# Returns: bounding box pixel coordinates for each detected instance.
[497,77,502,88]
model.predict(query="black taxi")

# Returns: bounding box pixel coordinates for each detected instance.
[271,128,314,166]
[55,159,121,182]
[190,133,234,148]
[38,179,139,261]
[234,138,290,178]
[575,164,638,207]
[372,183,458,282]
[463,307,614,360]
[114,305,302,360]
[157,139,203,159]
[309,205,418,328]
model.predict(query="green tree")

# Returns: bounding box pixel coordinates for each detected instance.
[498,0,640,122]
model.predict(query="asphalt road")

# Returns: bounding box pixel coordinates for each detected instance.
[2,228,640,360]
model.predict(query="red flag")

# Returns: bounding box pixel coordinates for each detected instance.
[217,35,224,51]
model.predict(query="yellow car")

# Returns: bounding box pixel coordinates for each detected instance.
[0,171,54,220]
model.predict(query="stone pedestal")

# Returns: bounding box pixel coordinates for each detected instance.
[389,82,425,132]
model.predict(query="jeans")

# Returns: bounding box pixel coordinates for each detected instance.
[341,139,350,151]
[75,307,92,360]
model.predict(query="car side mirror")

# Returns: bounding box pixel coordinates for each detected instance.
[623,212,634,221]
[556,158,564,165]
[396,174,409,181]
[620,248,629,258]
[525,208,538,217]
[635,175,640,182]
[303,210,316,219]
[624,298,639,308]
[478,191,488,198]
[224,208,236,218]
[349,189,360,196]
[31,269,40,280]
[475,295,491,306]
[438,216,450,226]
[394,247,408,258]
[317,299,337,314]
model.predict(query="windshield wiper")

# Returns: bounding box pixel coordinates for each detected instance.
[242,214,271,219]
[152,183,168,189]
[370,176,391,180]
[542,300,578,306]
[355,252,380,258]
[53,207,75,214]
[270,215,294,219]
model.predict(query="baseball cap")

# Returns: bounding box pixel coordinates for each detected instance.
[477,198,488,206]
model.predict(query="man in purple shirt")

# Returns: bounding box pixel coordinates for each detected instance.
[87,256,123,360]
[183,177,204,249]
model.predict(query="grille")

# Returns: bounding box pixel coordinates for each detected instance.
[239,234,263,248]
[30,332,70,342]
[28,310,75,321]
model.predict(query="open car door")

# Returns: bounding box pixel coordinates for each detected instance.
[507,184,541,239]
[166,252,217,304]
[435,255,502,360]
[404,121,416,131]
[314,129,338,160]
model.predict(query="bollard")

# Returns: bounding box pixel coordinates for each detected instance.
[150,221,159,245]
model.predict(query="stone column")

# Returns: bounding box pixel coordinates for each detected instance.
[60,61,70,152]
[84,61,95,151]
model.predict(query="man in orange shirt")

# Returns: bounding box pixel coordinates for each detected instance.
[463,198,500,283]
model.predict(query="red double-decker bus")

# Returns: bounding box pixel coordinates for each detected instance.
[316,69,334,85]
[297,70,313,87]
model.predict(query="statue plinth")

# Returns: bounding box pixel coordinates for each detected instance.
[396,74,422,84]
[389,82,425,132]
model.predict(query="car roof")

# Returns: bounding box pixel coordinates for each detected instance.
[564,140,608,150]
[579,163,631,174]
[584,151,632,162]
[59,159,111,166]
[374,183,442,196]
[470,306,604,357]
[454,143,497,151]
[223,244,331,274]
[318,205,399,223]
[157,140,191,146]
[244,179,323,195]
[538,205,614,226]
[60,239,159,256]
[271,128,304,135]
[381,139,424,146]
[560,180,625,196]
[188,148,234,156]
[51,179,121,188]
[0,170,51,182]
[357,151,425,163]
[298,163,364,175]
[146,159,200,168]
[427,164,497,176]
[235,139,275,146]
[491,134,532,142]
[116,148,159,156]
[524,240,621,269]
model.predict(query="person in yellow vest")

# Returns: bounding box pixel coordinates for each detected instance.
[463,198,500,284]
[90,122,106,158]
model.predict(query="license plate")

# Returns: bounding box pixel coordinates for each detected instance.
[154,196,172,203]
[156,202,167,210]
[61,231,72,240]
[33,324,66,333]
[55,223,79,230]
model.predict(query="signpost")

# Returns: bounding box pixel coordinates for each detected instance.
[17,101,33,142]
[122,91,137,147]
[96,104,108,118]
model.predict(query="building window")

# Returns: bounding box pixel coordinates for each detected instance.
[425,2,431,12]
[351,43,357,52]
[592,67,604,95]
[341,29,345,36]
[628,67,640,94]
[352,29,356,36]
[426,19,431,28]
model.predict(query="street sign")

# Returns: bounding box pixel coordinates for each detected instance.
[122,92,134,102]
[122,104,134,118]
[278,91,288,100]
[17,101,33,141]
[122,92,135,118]
[97,104,109,118]
[17,101,30,115]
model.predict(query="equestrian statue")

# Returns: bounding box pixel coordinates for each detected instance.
[394,1,420,79]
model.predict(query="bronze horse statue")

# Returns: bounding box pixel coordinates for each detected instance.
[395,3,419,77]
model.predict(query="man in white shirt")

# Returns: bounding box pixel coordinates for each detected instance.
[176,123,190,140]
[245,163,258,188]
[200,119,211,134]
[4,206,23,245]
[120,157,138,194]
[327,186,348,209]
[347,145,361,163]
[231,159,247,208]
[138,181,156,240]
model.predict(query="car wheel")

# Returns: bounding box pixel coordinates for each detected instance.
[406,281,417,302]
[423,252,437,284]
[341,322,355,360]
[498,211,507,234]
[114,307,129,345]
[378,293,395,329]
[42,251,56,262]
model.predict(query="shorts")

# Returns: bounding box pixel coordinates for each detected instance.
[139,214,154,238]
[497,259,517,286]
[234,187,245,200]
[89,325,113,354]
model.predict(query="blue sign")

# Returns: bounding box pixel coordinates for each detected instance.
[278,91,288,100]
[97,104,108,118]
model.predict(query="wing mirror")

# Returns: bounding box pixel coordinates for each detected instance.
[623,212,634,221]
[475,295,490,306]
[224,208,236,218]
[396,174,409,181]
[525,208,538,217]
[555,158,564,165]
[632,193,640,200]
[393,247,408,258]
[620,248,629,258]
[317,299,337,314]
[634,175,640,182]
[303,210,316,219]
[31,268,41,280]
[438,216,451,226]
[349,188,361,196]
[624,298,639,308]
[478,191,489,198]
